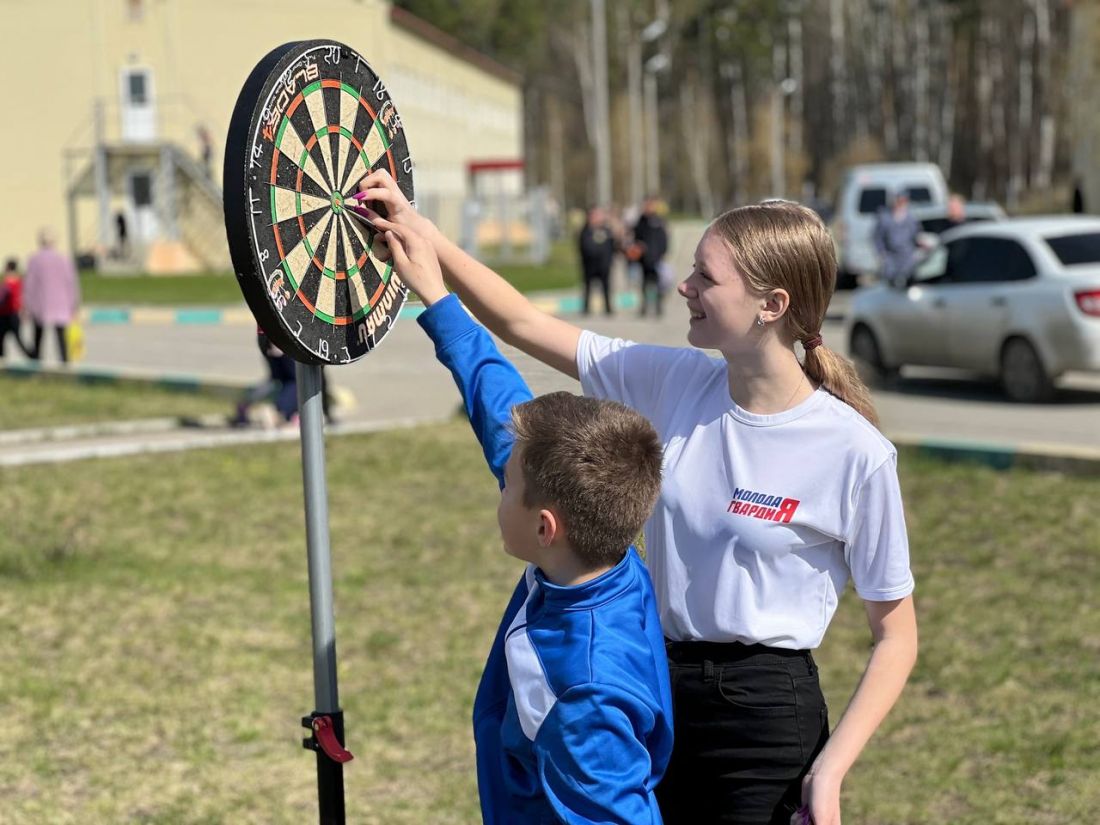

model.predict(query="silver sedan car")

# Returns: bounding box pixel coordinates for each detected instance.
[846,217,1100,402]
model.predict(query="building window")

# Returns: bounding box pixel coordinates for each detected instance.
[127,0,144,22]
[127,72,148,105]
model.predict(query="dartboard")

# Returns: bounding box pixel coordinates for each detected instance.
[224,39,414,365]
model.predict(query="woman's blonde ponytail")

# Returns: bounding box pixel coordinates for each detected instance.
[803,345,879,427]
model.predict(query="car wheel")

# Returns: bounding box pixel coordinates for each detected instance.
[850,325,896,386]
[1000,338,1055,403]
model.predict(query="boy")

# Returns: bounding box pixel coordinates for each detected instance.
[381,220,673,823]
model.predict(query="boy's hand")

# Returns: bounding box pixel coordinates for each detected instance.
[374,219,448,305]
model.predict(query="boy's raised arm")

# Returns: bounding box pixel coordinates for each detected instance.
[418,296,532,487]
[384,223,532,487]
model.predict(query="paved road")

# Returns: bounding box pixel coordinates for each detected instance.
[4,241,1099,464]
[493,305,1100,456]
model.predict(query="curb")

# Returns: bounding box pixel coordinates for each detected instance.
[0,414,449,467]
[80,304,422,327]
[82,307,255,326]
[0,413,234,447]
[77,290,642,326]
[0,416,186,446]
[891,434,1100,476]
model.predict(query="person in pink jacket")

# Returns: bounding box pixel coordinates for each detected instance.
[23,227,81,363]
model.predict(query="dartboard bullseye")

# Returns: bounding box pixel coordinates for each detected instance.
[224,39,414,365]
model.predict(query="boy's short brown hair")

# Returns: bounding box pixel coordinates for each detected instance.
[510,392,663,569]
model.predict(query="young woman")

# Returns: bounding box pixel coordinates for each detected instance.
[355,174,918,825]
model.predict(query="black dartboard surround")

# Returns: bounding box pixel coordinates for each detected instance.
[224,39,414,365]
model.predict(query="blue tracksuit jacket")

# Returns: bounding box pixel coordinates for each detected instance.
[418,295,673,824]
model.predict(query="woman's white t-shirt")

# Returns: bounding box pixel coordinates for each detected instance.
[577,331,915,649]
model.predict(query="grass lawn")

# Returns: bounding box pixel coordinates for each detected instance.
[492,239,579,295]
[0,374,231,431]
[79,241,581,306]
[0,425,1096,823]
[79,273,246,306]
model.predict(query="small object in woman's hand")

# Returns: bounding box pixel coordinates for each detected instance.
[345,205,378,231]
[790,806,812,825]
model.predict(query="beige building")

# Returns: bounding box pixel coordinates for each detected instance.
[0,0,522,272]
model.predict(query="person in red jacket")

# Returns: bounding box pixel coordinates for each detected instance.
[0,258,29,360]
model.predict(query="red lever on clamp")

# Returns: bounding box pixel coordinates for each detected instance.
[312,715,354,763]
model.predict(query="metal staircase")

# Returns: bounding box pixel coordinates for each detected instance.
[164,144,230,271]
[62,98,230,274]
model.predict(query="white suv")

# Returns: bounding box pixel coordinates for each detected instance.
[846,217,1100,402]
[832,163,949,288]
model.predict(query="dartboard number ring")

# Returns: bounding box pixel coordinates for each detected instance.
[224,39,415,365]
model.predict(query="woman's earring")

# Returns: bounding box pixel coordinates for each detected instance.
[755,315,766,328]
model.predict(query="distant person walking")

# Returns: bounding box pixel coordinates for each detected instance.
[578,205,616,316]
[23,227,81,364]
[632,195,669,316]
[197,124,214,176]
[873,193,922,287]
[115,211,129,259]
[0,258,29,360]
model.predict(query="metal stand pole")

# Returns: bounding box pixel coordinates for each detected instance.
[295,362,349,824]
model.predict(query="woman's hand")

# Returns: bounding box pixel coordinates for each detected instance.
[373,219,448,306]
[352,169,434,238]
[800,767,842,825]
[796,596,917,825]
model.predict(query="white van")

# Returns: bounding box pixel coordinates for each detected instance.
[832,163,949,288]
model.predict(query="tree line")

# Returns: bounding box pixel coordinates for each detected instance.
[394,0,1075,216]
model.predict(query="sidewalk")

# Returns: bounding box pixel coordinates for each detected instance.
[0,293,689,466]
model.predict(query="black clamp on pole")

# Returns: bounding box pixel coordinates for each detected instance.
[302,710,353,824]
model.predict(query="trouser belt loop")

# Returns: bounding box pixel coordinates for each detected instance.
[702,659,715,683]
